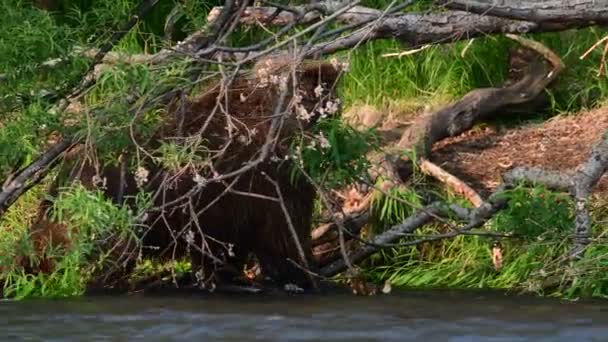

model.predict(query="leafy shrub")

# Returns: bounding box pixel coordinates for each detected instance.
[291,118,381,188]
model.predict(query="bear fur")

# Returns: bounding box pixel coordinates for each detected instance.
[24,56,344,290]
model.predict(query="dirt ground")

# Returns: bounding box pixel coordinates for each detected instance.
[429,106,608,197]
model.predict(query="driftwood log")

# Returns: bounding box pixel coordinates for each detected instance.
[207,1,608,58]
[383,33,565,183]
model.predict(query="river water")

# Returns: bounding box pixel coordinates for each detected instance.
[2,289,608,341]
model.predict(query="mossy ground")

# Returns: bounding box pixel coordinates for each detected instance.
[1,0,608,299]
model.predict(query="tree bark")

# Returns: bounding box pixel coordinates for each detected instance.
[441,0,608,24]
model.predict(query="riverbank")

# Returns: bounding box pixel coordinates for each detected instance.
[2,0,608,301]
[354,105,608,300]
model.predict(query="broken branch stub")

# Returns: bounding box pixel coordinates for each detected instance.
[419,159,484,208]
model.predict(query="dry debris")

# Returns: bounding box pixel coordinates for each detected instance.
[431,106,608,196]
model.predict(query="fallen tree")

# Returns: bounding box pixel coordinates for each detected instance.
[206,1,608,58]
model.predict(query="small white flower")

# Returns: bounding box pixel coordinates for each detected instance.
[257,66,269,78]
[240,93,246,102]
[134,166,149,188]
[279,75,288,92]
[237,134,249,145]
[317,107,327,120]
[256,67,270,88]
[325,100,340,115]
[195,268,205,286]
[284,283,304,293]
[341,61,350,72]
[185,230,195,245]
[314,84,324,98]
[306,139,317,151]
[330,57,339,70]
[296,105,312,122]
[318,132,331,149]
[193,173,207,186]
[270,74,280,85]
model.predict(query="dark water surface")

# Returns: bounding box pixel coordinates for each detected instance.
[2,289,608,341]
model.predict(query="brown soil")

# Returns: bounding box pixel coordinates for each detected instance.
[430,106,608,197]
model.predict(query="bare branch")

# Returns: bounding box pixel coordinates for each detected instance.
[319,183,511,277]
[263,172,318,289]
[207,2,382,27]
[319,203,440,277]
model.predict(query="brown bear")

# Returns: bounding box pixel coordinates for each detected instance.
[24,55,344,291]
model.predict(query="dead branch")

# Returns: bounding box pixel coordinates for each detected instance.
[307,11,596,57]
[419,159,484,208]
[311,181,394,248]
[502,166,572,192]
[441,0,608,24]
[209,0,608,57]
[502,131,608,255]
[10,0,607,82]
[200,1,608,60]
[571,133,608,252]
[319,182,511,277]
[0,139,75,216]
[312,210,371,247]
[312,187,373,240]
[207,2,383,27]
[319,203,441,277]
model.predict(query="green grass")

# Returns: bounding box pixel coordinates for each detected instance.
[364,182,608,300]
[339,27,608,118]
